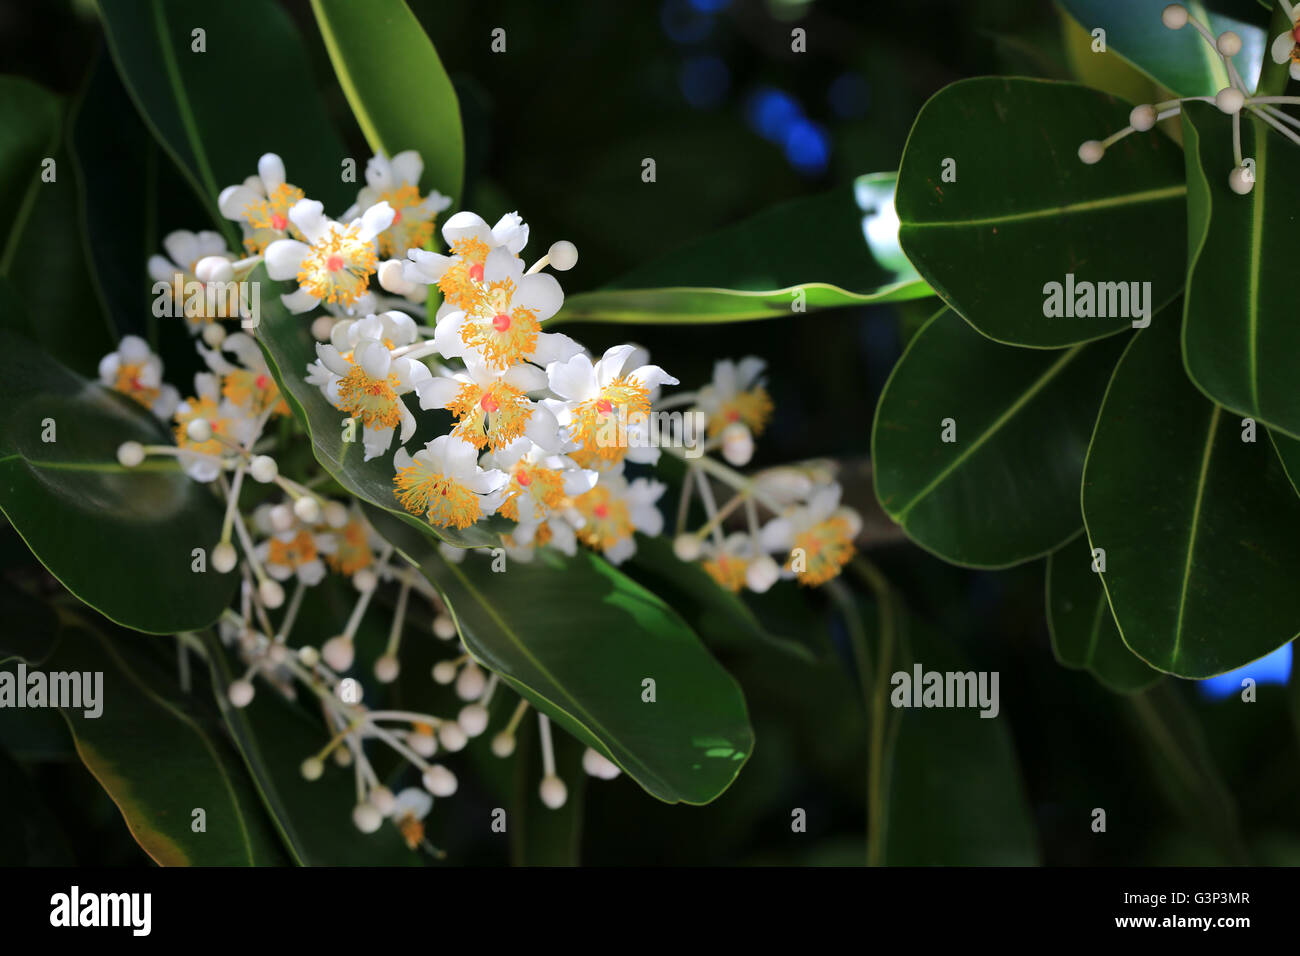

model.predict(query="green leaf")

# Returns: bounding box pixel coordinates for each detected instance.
[1081,315,1300,677]
[99,0,354,229]
[0,327,236,633]
[559,173,930,324]
[0,76,61,266]
[201,632,419,866]
[310,0,464,204]
[872,305,1126,568]
[1181,100,1300,438]
[625,534,817,662]
[7,626,288,865]
[896,78,1187,348]
[368,507,754,806]
[1046,537,1162,692]
[250,266,500,549]
[1057,0,1266,98]
[881,622,1039,865]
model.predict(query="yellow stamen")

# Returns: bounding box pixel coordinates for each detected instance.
[703,553,748,592]
[787,516,856,586]
[707,387,774,438]
[297,223,378,306]
[499,463,565,522]
[572,485,633,551]
[376,184,436,259]
[437,236,491,311]
[569,378,652,469]
[394,466,482,529]
[447,381,533,450]
[327,518,374,575]
[335,364,404,429]
[111,361,161,409]
[268,529,318,569]
[241,182,306,253]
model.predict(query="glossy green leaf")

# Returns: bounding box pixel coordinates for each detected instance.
[310,0,464,204]
[881,621,1039,865]
[1182,101,1300,439]
[9,626,287,865]
[1058,0,1266,98]
[0,327,236,633]
[626,534,817,662]
[99,0,353,229]
[369,507,754,806]
[872,305,1126,568]
[1046,537,1162,692]
[0,76,61,263]
[897,78,1186,347]
[560,173,930,324]
[251,266,500,549]
[201,632,418,866]
[1082,315,1300,677]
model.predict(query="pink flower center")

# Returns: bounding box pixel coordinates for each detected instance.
[469,263,485,282]
[492,313,511,331]
[479,393,500,413]
[256,374,270,390]
[515,470,532,486]
[271,213,288,231]
[595,399,613,414]
[593,503,609,518]
[326,254,344,272]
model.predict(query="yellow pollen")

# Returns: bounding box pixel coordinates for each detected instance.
[460,277,539,370]
[499,463,565,522]
[111,361,161,409]
[327,518,374,575]
[297,223,378,306]
[268,530,318,569]
[703,553,748,592]
[708,386,774,438]
[787,516,856,586]
[241,182,305,253]
[397,813,425,851]
[569,378,653,469]
[335,364,404,429]
[222,369,289,418]
[437,236,491,311]
[447,381,533,450]
[394,466,483,529]
[376,184,435,259]
[572,485,633,551]
[173,396,228,456]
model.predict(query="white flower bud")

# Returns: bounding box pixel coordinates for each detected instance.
[293,495,321,523]
[491,732,516,758]
[297,645,320,668]
[269,503,295,533]
[258,578,285,609]
[582,747,621,780]
[408,732,438,758]
[1217,30,1241,56]
[1229,165,1255,195]
[422,764,458,797]
[369,786,396,815]
[539,774,568,809]
[300,756,324,781]
[745,554,781,594]
[673,534,702,562]
[455,662,486,701]
[378,258,419,295]
[352,801,383,834]
[310,316,336,341]
[1161,4,1188,29]
[721,422,754,467]
[353,567,378,593]
[212,541,238,574]
[1215,87,1245,114]
[1129,105,1157,132]
[323,501,349,528]
[374,654,400,683]
[195,255,234,283]
[1078,140,1105,165]
[116,441,145,468]
[438,721,468,752]
[432,660,458,684]
[227,679,255,708]
[432,613,457,640]
[322,635,355,672]
[186,418,212,443]
[458,703,489,737]
[333,746,353,767]
[547,240,578,271]
[201,322,227,348]
[249,454,278,483]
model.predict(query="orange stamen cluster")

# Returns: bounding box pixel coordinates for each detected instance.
[327,518,374,575]
[703,553,748,592]
[268,530,318,569]
[335,364,404,429]
[111,362,161,409]
[223,369,288,418]
[376,184,435,259]
[437,236,491,311]
[787,516,856,586]
[707,387,774,438]
[569,379,652,469]
[572,485,633,551]
[394,466,482,528]
[499,462,565,522]
[174,396,227,455]
[447,381,532,450]
[242,182,305,253]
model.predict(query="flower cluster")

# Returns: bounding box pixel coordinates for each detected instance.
[110,147,860,843]
[1078,3,1300,195]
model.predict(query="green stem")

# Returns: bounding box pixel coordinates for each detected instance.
[852,556,898,867]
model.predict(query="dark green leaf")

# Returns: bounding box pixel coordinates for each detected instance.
[369,507,754,806]
[560,173,930,324]
[897,78,1186,347]
[0,327,236,633]
[1081,314,1300,677]
[310,0,464,204]
[872,305,1125,567]
[1046,537,1162,692]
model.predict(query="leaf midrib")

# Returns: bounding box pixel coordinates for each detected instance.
[902,184,1187,230]
[1171,406,1221,667]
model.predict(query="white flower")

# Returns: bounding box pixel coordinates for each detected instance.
[417,354,561,453]
[569,468,665,564]
[217,153,306,254]
[430,246,576,371]
[392,435,509,529]
[252,504,337,586]
[172,372,258,482]
[342,151,452,260]
[545,344,678,469]
[483,436,597,526]
[197,331,287,418]
[265,199,395,313]
[98,335,179,420]
[1271,13,1300,81]
[326,310,420,353]
[759,482,861,586]
[399,210,530,308]
[307,336,434,461]
[694,356,773,439]
[147,230,237,331]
